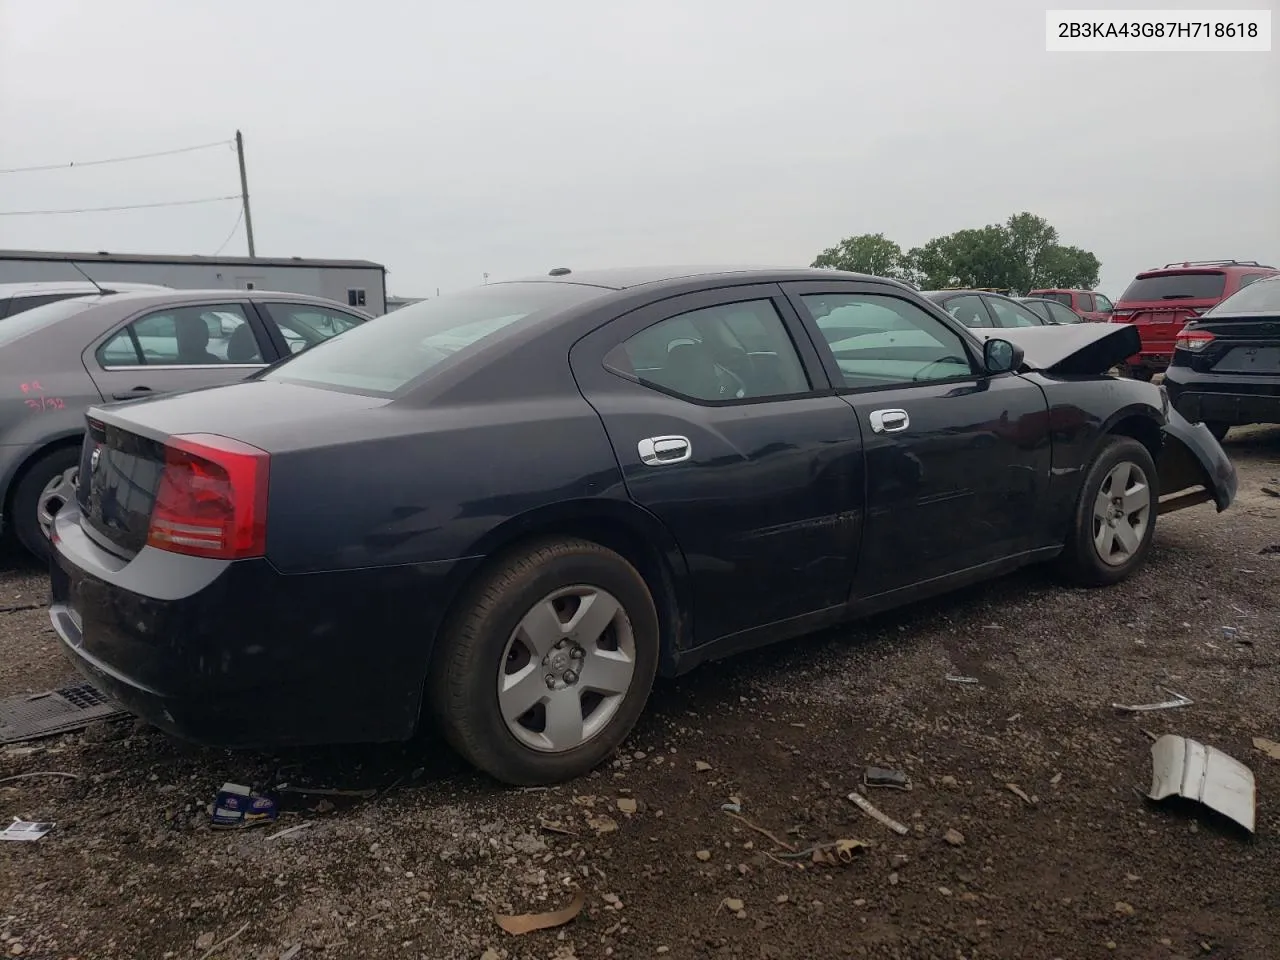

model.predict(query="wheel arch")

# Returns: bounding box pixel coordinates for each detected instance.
[439,498,693,679]
[1,430,84,522]
[1101,407,1163,463]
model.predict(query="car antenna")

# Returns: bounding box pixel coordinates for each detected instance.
[67,260,113,295]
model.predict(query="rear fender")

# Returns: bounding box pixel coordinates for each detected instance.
[1157,409,1238,514]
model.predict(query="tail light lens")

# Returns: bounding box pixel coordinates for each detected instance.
[146,434,269,559]
[1111,312,1133,323]
[1175,329,1215,352]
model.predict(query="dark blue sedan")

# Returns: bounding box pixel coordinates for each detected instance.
[50,266,1236,785]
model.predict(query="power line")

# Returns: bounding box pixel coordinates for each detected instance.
[213,207,245,256]
[0,194,241,216]
[0,139,233,175]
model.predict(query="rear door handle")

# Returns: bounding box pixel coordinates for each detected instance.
[638,435,691,465]
[112,386,153,400]
[869,409,910,434]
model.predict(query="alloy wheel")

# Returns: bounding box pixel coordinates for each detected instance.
[1092,460,1151,566]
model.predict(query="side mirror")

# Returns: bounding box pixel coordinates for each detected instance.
[983,338,1024,375]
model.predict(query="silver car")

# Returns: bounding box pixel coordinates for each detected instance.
[0,288,371,561]
[0,280,171,319]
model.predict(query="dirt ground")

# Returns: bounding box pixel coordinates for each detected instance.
[2,428,1279,960]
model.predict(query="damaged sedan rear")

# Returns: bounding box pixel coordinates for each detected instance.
[48,267,1236,785]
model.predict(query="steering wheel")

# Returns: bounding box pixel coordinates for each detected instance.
[913,356,968,382]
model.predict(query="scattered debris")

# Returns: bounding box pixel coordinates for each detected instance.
[720,897,745,914]
[1252,737,1280,761]
[494,890,585,935]
[1261,486,1279,498]
[196,921,250,960]
[721,809,796,851]
[720,802,742,814]
[275,784,376,800]
[266,822,314,842]
[694,761,713,772]
[863,766,911,791]
[1221,626,1240,641]
[616,797,638,816]
[943,828,965,846]
[940,775,958,788]
[0,682,126,744]
[279,945,301,960]
[0,771,80,786]
[586,814,618,835]
[1006,783,1034,805]
[1,819,54,841]
[777,838,869,865]
[1112,687,1194,713]
[1147,734,1255,833]
[847,791,909,835]
[538,818,577,836]
[211,782,278,829]
[695,849,712,861]
[1259,544,1280,556]
[945,675,979,684]
[1050,772,1063,785]
[1115,901,1135,917]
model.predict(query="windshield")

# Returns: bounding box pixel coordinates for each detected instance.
[0,296,99,347]
[1205,277,1280,315]
[263,281,604,394]
[1119,272,1225,302]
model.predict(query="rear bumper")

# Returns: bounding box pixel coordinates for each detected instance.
[49,505,477,748]
[1163,370,1280,427]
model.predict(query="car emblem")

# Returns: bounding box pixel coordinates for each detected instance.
[90,447,101,473]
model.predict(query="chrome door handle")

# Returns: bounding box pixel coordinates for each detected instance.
[638,435,691,465]
[869,409,909,434]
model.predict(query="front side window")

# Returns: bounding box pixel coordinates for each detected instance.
[261,303,364,355]
[800,292,974,388]
[940,295,993,328]
[1047,302,1083,324]
[986,297,1046,328]
[1094,293,1114,312]
[1021,300,1052,322]
[96,304,260,367]
[606,299,809,402]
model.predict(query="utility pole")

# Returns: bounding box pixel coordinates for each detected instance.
[235,130,256,257]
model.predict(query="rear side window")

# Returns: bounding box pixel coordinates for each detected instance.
[986,297,1045,328]
[6,293,76,317]
[263,282,603,395]
[606,299,809,402]
[1238,273,1272,290]
[1077,293,1095,312]
[1047,302,1083,324]
[1120,273,1226,301]
[97,304,261,367]
[939,295,992,328]
[260,303,364,355]
[1204,277,1280,315]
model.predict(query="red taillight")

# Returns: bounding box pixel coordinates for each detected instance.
[146,434,269,559]
[1111,312,1133,323]
[1175,329,1215,352]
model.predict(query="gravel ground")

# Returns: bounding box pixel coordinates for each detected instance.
[2,427,1278,960]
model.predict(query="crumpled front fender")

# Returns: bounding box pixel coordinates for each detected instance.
[1157,407,1238,515]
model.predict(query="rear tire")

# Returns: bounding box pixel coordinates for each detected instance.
[1057,436,1158,587]
[427,537,660,786]
[11,447,80,565]
[1203,421,1231,441]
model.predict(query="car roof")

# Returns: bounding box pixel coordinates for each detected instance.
[919,289,1015,299]
[0,280,169,296]
[1027,287,1088,293]
[1137,261,1278,277]
[498,265,905,291]
[78,288,374,315]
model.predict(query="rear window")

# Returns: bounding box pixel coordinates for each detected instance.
[1119,273,1226,302]
[262,281,603,395]
[1204,277,1280,316]
[1035,292,1074,307]
[0,296,99,348]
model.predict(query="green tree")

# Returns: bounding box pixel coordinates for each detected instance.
[815,213,1102,294]
[811,232,911,280]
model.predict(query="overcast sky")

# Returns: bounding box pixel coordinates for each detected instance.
[1,0,1276,297]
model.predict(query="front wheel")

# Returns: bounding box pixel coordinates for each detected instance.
[1057,437,1158,587]
[428,538,660,786]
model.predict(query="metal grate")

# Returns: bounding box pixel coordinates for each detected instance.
[0,681,126,744]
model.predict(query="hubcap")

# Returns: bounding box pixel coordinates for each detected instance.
[1092,460,1151,567]
[37,467,78,541]
[498,585,635,753]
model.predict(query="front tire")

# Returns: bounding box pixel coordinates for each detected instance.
[428,538,660,786]
[11,447,80,565]
[1058,436,1158,587]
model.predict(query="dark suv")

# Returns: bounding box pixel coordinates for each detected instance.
[1112,260,1279,380]
[1163,275,1280,440]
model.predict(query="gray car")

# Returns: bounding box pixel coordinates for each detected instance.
[0,288,371,561]
[0,280,171,319]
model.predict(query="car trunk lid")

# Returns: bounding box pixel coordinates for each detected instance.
[75,380,389,559]
[1182,313,1280,375]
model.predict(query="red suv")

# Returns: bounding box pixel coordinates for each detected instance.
[1111,260,1279,380]
[1026,288,1113,322]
